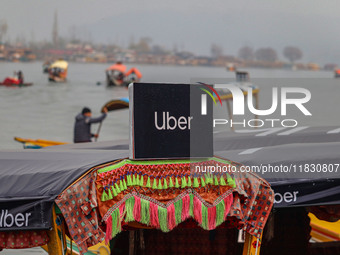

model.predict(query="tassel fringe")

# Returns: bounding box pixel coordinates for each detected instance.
[105,192,233,241]
[100,172,236,202]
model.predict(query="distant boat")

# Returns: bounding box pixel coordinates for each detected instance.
[235,71,250,82]
[0,77,32,87]
[106,62,142,86]
[307,62,320,71]
[14,137,68,149]
[226,63,236,72]
[48,60,68,82]
[106,62,126,86]
[0,82,33,87]
[42,61,51,73]
[335,69,340,78]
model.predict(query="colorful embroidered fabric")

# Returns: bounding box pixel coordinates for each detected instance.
[226,171,274,236]
[55,170,105,254]
[95,157,274,241]
[55,157,273,255]
[0,230,48,249]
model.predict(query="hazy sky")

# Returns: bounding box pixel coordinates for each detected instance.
[1,0,340,64]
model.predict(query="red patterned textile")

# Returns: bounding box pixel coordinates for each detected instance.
[226,171,274,236]
[0,230,48,249]
[55,171,105,254]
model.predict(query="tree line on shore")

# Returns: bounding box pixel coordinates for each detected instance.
[1,18,333,69]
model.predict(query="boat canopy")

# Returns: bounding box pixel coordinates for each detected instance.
[51,125,340,209]
[49,60,68,70]
[106,63,127,73]
[101,97,129,112]
[125,67,142,79]
[0,148,126,230]
[1,126,340,232]
[214,126,340,208]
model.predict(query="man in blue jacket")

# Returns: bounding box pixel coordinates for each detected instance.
[74,107,108,143]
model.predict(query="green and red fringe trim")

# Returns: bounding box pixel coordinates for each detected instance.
[98,159,237,202]
[104,190,233,243]
[100,173,235,202]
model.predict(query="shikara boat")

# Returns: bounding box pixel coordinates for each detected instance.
[124,67,142,84]
[106,63,142,87]
[14,137,68,149]
[309,213,340,242]
[0,82,33,87]
[48,60,68,82]
[335,69,340,78]
[5,78,340,254]
[0,77,32,87]
[3,125,340,254]
[43,61,51,73]
[106,62,127,86]
[0,143,272,255]
[101,97,129,111]
[14,98,130,148]
[226,63,236,72]
[214,125,340,254]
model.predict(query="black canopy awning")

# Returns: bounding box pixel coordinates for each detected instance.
[0,149,127,231]
[1,126,339,230]
[214,126,340,208]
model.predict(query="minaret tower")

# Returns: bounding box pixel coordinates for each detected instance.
[52,10,59,48]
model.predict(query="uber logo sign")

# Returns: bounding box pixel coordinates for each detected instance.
[129,83,213,159]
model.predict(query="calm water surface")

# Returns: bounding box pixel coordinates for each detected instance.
[0,62,338,149]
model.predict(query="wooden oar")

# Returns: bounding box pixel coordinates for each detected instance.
[95,122,102,142]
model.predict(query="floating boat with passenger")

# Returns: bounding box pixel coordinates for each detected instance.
[48,60,68,82]
[106,62,142,86]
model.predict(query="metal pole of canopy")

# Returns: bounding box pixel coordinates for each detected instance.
[253,90,259,128]
[47,209,63,255]
[242,232,262,255]
[139,229,145,254]
[129,230,135,255]
[95,122,102,142]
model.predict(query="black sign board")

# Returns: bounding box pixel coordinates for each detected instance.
[0,199,52,231]
[129,83,213,159]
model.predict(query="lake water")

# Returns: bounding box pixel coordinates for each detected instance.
[0,62,339,149]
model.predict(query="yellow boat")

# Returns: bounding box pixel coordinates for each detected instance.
[48,60,68,82]
[42,238,110,255]
[41,208,110,255]
[309,212,340,242]
[14,137,68,148]
[14,98,130,148]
